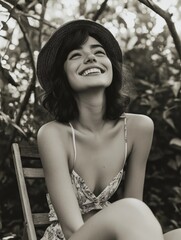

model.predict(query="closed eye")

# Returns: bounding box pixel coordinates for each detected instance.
[69,53,81,60]
[94,49,106,56]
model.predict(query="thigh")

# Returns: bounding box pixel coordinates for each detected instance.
[69,198,163,240]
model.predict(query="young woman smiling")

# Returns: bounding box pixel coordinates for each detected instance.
[37,19,181,240]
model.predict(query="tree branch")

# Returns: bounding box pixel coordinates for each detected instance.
[12,17,36,130]
[19,12,56,29]
[0,1,56,32]
[39,0,48,48]
[0,1,36,126]
[138,0,181,60]
[1,4,37,157]
[92,0,109,21]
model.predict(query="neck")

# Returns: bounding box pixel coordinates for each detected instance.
[75,88,106,133]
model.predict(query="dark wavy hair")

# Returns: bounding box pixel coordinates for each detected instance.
[41,28,130,123]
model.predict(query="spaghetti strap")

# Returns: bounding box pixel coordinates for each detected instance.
[69,123,77,167]
[124,116,128,164]
[120,113,128,165]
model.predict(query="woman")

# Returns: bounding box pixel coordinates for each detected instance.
[37,19,181,240]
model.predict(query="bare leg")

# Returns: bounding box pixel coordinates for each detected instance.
[164,229,181,240]
[69,198,164,240]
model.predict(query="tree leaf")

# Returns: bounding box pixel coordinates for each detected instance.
[10,122,26,137]
[169,138,181,150]
[163,109,176,130]
[0,111,26,137]
[172,81,181,97]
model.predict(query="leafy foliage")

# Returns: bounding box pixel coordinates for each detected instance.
[0,0,180,238]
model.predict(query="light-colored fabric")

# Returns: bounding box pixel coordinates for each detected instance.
[41,115,127,240]
[71,168,123,214]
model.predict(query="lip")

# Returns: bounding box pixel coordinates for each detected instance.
[78,65,105,76]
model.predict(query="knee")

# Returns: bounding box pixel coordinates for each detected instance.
[93,198,163,239]
[110,198,162,230]
[108,198,163,238]
[113,198,152,217]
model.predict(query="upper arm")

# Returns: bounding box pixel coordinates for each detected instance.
[37,123,83,238]
[123,115,154,200]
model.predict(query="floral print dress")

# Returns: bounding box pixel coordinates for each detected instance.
[41,168,124,240]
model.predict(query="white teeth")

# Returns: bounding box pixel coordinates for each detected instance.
[82,68,101,76]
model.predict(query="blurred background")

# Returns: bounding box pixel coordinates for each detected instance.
[0,0,181,239]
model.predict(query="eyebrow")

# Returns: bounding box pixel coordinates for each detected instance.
[73,44,104,51]
[89,44,104,49]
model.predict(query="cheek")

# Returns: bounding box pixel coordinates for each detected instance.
[65,72,77,90]
[64,66,80,90]
[64,63,76,83]
[106,57,113,71]
[108,61,113,78]
[106,63,113,86]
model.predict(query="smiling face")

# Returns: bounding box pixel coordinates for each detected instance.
[63,36,113,92]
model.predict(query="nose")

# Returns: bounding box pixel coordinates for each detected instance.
[84,53,97,64]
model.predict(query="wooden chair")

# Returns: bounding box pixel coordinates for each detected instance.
[11,142,50,240]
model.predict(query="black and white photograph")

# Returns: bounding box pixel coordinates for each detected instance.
[0,0,181,239]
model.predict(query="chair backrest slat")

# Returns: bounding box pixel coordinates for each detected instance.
[32,213,50,226]
[23,168,45,178]
[12,142,50,240]
[20,145,39,158]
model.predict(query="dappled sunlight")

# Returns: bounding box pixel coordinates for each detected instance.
[155,0,178,10]
[0,0,181,239]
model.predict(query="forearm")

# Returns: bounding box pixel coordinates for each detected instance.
[123,163,146,201]
[63,220,84,239]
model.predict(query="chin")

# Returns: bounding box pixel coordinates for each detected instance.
[71,76,112,92]
[87,81,112,90]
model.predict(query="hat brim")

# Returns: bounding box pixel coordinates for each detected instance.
[37,19,122,91]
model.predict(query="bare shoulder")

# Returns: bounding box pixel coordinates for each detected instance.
[125,113,154,149]
[38,121,68,140]
[37,121,70,154]
[125,113,154,133]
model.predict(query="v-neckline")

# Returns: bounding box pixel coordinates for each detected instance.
[71,169,124,198]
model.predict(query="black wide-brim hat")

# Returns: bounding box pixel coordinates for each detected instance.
[37,19,122,91]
